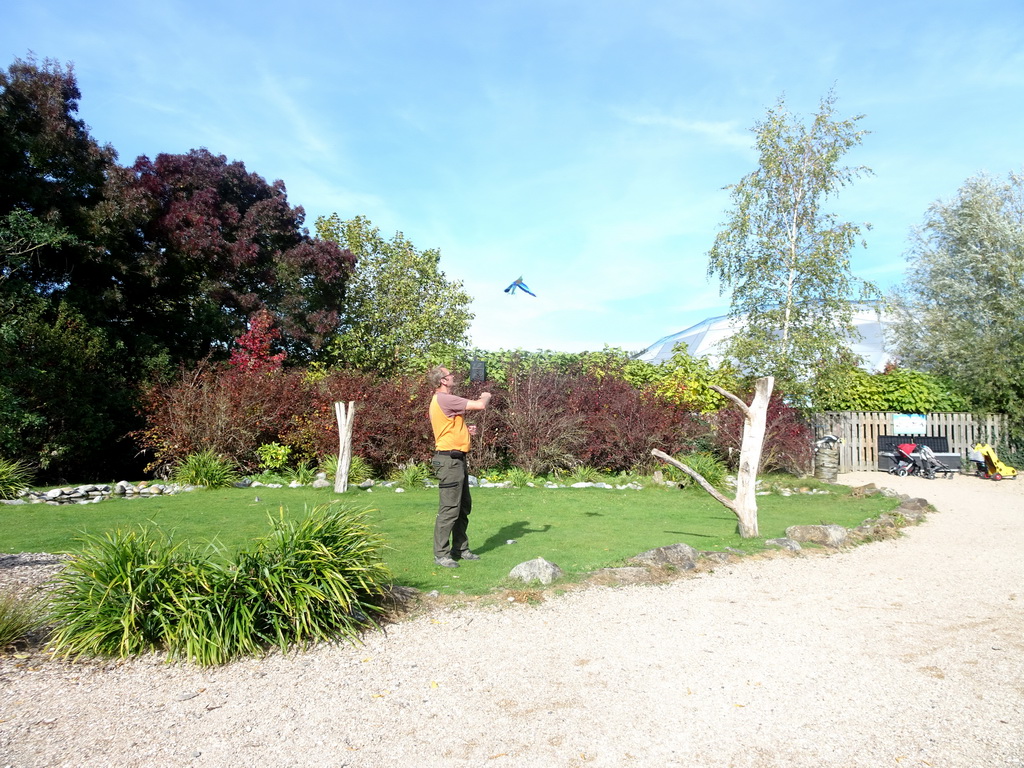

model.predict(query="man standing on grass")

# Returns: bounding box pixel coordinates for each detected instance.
[427,365,491,568]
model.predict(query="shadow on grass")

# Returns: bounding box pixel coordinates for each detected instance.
[475,521,552,555]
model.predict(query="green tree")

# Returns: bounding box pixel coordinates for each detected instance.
[0,56,355,478]
[315,214,473,376]
[889,170,1024,440]
[707,91,876,404]
[0,298,134,477]
[0,210,78,286]
[0,56,115,297]
[0,56,136,480]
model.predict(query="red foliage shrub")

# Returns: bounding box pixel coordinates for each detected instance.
[283,370,434,476]
[564,375,706,472]
[139,365,435,478]
[711,392,813,475]
[487,370,586,475]
[135,362,308,474]
[136,361,715,480]
[229,310,286,373]
[458,368,706,475]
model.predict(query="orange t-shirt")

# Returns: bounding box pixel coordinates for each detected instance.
[429,393,471,452]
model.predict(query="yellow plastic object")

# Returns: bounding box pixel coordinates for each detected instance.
[972,443,1018,480]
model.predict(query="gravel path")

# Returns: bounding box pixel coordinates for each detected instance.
[2,471,1023,767]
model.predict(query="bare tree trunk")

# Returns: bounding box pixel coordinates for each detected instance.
[334,401,356,493]
[723,376,773,537]
[652,376,774,538]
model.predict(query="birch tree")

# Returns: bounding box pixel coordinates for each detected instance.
[707,90,876,404]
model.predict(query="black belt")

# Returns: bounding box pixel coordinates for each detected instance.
[435,450,466,458]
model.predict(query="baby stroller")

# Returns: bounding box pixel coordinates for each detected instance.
[911,444,957,479]
[885,443,919,477]
[968,443,1018,480]
[887,443,957,479]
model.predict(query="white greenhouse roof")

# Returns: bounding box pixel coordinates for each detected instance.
[635,306,895,372]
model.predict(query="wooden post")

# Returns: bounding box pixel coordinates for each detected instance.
[334,401,356,493]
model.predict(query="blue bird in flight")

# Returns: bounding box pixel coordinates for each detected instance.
[504,276,536,297]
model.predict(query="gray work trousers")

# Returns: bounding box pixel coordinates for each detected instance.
[431,452,472,559]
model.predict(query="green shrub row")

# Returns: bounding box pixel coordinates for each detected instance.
[47,504,393,665]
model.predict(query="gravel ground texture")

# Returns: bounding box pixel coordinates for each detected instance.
[1,470,1023,768]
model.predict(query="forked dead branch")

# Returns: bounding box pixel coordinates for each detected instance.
[654,376,774,538]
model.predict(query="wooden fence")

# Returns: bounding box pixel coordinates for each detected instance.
[812,412,1008,472]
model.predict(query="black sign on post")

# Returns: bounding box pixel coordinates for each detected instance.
[469,359,486,382]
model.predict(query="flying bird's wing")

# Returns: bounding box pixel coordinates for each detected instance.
[517,281,536,297]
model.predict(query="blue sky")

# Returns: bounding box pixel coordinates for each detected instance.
[5,0,1022,353]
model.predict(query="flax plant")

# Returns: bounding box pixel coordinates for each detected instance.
[47,504,393,666]
[48,529,197,659]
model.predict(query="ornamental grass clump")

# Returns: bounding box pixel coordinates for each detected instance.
[347,455,374,485]
[666,451,729,489]
[47,504,392,666]
[388,461,432,488]
[283,459,318,485]
[563,465,606,484]
[0,589,45,648]
[0,457,33,500]
[171,449,240,488]
[319,454,374,486]
[231,508,393,657]
[48,529,198,658]
[502,467,538,487]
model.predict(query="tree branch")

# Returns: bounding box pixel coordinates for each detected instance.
[710,385,751,419]
[651,449,736,512]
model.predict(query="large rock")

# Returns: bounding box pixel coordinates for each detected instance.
[849,483,880,497]
[785,524,849,548]
[897,497,931,512]
[628,542,699,570]
[509,557,563,585]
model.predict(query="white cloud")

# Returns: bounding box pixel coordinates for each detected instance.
[619,110,752,150]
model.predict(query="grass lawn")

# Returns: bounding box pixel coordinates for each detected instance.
[1,480,901,596]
